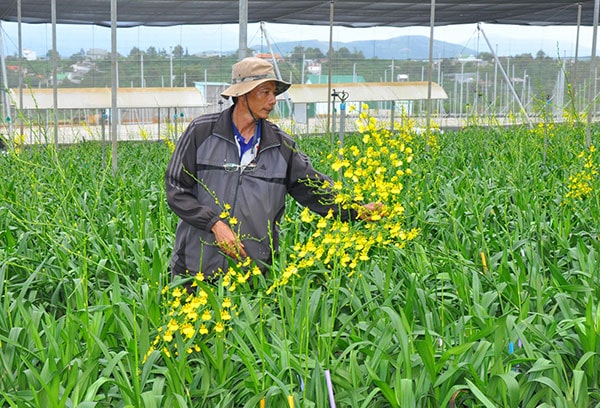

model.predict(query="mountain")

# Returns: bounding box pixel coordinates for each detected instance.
[252,35,478,60]
[4,20,578,60]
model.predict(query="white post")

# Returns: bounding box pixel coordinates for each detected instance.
[586,0,599,149]
[141,53,144,87]
[170,51,173,87]
[238,0,248,59]
[111,0,118,171]
[260,22,293,120]
[0,21,11,124]
[18,0,24,140]
[425,0,436,152]
[327,0,334,137]
[51,0,59,148]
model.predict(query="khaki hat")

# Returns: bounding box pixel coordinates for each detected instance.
[221,57,290,99]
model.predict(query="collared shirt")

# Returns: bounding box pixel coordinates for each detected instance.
[232,120,262,165]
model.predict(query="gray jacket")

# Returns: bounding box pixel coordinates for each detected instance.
[165,106,355,278]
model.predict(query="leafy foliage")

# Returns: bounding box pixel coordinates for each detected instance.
[1,114,599,406]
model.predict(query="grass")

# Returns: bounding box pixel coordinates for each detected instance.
[0,116,599,407]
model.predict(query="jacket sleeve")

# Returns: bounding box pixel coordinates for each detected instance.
[164,122,221,232]
[284,140,357,222]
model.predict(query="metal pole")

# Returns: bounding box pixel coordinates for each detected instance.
[586,0,599,149]
[260,22,294,120]
[459,61,464,117]
[493,44,498,108]
[111,0,118,172]
[425,0,436,152]
[572,2,582,107]
[157,108,161,140]
[51,0,59,148]
[101,110,107,167]
[390,100,395,134]
[238,0,248,59]
[141,53,144,87]
[327,0,334,139]
[331,91,336,136]
[478,24,533,128]
[0,21,11,125]
[339,91,348,147]
[170,51,173,87]
[18,0,24,140]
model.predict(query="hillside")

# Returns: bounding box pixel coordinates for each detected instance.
[252,35,477,60]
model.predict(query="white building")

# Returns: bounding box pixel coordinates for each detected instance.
[23,49,37,61]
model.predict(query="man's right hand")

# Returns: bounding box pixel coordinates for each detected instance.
[211,220,247,260]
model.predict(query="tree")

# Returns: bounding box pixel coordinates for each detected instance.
[129,47,144,58]
[536,50,547,60]
[514,53,533,60]
[478,52,494,62]
[172,45,184,59]
[336,47,353,59]
[146,46,158,57]
[353,49,365,59]
[304,47,324,60]
[46,49,61,60]
[69,49,86,62]
[290,45,305,65]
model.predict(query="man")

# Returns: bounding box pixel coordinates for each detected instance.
[165,57,377,283]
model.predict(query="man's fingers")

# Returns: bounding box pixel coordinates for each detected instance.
[219,239,247,259]
[238,242,247,258]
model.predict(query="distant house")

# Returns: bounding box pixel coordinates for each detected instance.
[87,48,109,60]
[55,73,69,85]
[6,65,28,77]
[71,62,93,74]
[67,61,94,84]
[306,60,322,75]
[23,49,37,61]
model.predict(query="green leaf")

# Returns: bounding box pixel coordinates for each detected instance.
[465,378,497,408]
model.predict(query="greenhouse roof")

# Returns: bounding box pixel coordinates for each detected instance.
[0,1,596,28]
[306,75,367,85]
[13,87,206,109]
[285,82,448,104]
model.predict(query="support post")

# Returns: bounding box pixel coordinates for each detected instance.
[260,22,294,120]
[18,0,24,140]
[425,0,436,152]
[586,0,599,149]
[478,24,533,128]
[111,0,118,171]
[238,0,248,59]
[327,0,334,140]
[52,0,59,148]
[0,21,11,126]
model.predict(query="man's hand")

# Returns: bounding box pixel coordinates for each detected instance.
[358,202,386,221]
[211,220,247,259]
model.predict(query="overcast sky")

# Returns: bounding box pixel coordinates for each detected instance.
[0,21,596,58]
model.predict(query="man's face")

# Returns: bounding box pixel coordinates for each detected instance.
[245,82,277,119]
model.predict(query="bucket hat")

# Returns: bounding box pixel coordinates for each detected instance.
[221,57,290,99]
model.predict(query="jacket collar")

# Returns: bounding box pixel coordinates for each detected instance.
[212,105,281,149]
